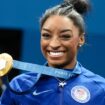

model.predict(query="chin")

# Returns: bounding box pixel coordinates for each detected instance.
[48,61,67,69]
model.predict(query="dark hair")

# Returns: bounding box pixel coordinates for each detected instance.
[40,0,90,35]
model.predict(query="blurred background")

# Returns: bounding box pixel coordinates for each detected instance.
[0,0,105,92]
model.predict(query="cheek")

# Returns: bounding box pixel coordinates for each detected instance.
[40,40,47,54]
[65,37,79,48]
[40,40,44,53]
[71,37,80,47]
[66,38,79,54]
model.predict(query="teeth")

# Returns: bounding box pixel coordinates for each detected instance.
[49,52,64,56]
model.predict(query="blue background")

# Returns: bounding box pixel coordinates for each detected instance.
[0,0,105,77]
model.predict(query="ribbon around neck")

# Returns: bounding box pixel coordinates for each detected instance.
[0,53,74,79]
[0,53,77,94]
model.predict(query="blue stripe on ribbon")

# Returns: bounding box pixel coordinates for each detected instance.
[13,60,73,79]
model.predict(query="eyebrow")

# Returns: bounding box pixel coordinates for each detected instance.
[60,29,72,33]
[42,28,51,33]
[42,28,72,33]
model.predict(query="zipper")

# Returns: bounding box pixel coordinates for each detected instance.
[59,87,63,105]
[58,82,67,105]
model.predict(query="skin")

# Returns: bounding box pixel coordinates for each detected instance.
[41,15,84,69]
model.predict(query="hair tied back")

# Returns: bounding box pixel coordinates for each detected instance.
[63,0,91,15]
[61,0,72,7]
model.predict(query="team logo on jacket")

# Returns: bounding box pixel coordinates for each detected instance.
[71,85,90,103]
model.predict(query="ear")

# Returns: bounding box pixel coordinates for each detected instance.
[78,33,85,47]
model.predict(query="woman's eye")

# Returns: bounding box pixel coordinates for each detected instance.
[60,35,71,40]
[41,33,51,39]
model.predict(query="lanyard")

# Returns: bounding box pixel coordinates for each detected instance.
[0,53,79,95]
[13,60,74,79]
[2,60,78,95]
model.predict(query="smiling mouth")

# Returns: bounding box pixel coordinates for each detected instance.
[48,51,64,57]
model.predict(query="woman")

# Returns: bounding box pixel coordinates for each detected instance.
[1,0,105,105]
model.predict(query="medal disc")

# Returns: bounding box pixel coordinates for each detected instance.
[0,53,13,76]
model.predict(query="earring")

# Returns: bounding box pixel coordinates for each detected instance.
[79,44,82,47]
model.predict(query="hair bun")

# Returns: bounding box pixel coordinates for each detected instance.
[64,0,91,15]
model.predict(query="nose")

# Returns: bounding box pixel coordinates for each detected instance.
[49,37,61,49]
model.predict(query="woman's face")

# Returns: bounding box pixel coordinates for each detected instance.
[41,15,84,69]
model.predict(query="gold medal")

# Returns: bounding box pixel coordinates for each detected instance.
[0,53,13,77]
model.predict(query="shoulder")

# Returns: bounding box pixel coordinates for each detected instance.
[10,72,41,92]
[81,66,105,91]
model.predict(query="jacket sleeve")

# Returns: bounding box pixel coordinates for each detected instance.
[0,88,15,105]
[0,73,40,105]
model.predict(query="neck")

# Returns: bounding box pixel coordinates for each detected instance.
[48,60,77,70]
